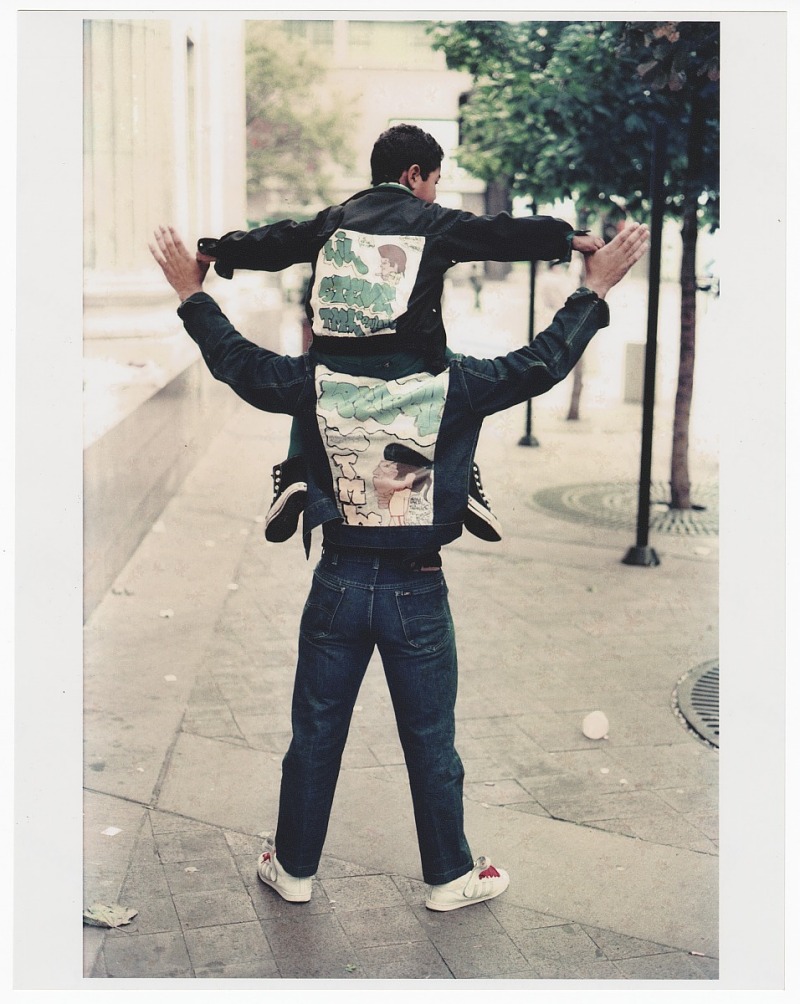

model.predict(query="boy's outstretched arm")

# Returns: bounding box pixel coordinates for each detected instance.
[571,234,605,255]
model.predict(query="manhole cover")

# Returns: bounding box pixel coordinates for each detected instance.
[674,659,719,748]
[530,481,718,536]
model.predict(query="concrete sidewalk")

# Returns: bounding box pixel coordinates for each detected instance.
[82,359,719,981]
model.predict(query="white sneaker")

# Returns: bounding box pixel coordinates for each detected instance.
[256,834,312,903]
[425,856,510,912]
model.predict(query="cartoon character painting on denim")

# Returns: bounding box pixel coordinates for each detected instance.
[378,243,407,287]
[310,230,424,338]
[315,365,448,527]
[373,444,433,526]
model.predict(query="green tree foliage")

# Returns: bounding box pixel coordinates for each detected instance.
[246,23,354,211]
[430,19,720,509]
[429,20,718,228]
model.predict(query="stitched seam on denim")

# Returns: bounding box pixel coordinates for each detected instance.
[312,568,349,591]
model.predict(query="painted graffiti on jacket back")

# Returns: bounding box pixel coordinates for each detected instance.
[311,229,425,337]
[315,367,448,526]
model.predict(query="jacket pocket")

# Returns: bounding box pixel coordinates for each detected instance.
[394,579,452,653]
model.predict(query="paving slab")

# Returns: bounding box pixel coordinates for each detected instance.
[155,731,280,833]
[307,765,718,954]
[83,790,149,906]
[462,801,718,955]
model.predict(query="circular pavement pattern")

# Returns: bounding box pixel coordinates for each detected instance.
[529,481,719,537]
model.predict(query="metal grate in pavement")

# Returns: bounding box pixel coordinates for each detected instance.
[673,659,719,748]
[530,481,718,536]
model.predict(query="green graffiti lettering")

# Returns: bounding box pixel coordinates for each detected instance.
[318,306,398,337]
[323,231,369,275]
[318,274,396,318]
[319,375,446,438]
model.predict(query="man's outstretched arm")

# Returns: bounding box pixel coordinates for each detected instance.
[149,225,209,301]
[458,222,650,417]
[581,222,650,299]
[148,226,308,415]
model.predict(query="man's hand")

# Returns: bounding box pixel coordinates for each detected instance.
[571,234,605,255]
[582,222,650,299]
[149,226,209,301]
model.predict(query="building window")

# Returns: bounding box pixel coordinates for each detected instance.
[280,19,333,48]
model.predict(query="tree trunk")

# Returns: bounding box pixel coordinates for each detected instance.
[670,203,697,509]
[565,207,590,421]
[669,92,704,511]
[566,358,584,421]
[484,178,513,281]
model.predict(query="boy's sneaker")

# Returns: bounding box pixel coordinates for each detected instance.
[265,455,307,542]
[256,834,312,903]
[425,856,510,912]
[464,463,502,542]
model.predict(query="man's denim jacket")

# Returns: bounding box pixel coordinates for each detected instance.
[177,288,609,553]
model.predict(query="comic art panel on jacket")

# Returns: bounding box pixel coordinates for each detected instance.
[309,229,425,338]
[315,365,449,528]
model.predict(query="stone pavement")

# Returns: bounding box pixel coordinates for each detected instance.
[82,292,720,980]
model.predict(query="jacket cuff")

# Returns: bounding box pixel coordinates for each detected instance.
[178,291,215,315]
[571,286,610,327]
[197,237,234,279]
[552,229,589,265]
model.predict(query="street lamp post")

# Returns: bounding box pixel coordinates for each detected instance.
[519,207,540,448]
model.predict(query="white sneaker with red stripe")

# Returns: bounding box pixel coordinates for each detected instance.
[425,856,510,911]
[256,834,312,903]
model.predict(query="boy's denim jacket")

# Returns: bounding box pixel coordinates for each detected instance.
[177,288,609,553]
[202,184,580,366]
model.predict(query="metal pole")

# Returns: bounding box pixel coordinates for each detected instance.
[623,119,667,567]
[519,207,540,447]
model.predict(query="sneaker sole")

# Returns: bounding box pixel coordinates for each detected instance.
[464,496,502,542]
[264,483,307,542]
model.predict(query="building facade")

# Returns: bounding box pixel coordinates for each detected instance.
[82,16,249,617]
[81,16,497,617]
[245,19,483,222]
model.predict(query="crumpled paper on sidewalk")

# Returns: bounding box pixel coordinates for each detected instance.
[82,902,138,928]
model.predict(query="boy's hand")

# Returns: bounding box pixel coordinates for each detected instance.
[149,226,209,301]
[572,234,605,254]
[583,222,650,299]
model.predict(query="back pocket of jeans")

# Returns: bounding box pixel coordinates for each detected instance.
[395,582,452,653]
[300,576,346,640]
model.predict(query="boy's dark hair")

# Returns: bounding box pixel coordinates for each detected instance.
[370,123,444,185]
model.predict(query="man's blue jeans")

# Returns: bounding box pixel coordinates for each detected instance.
[274,548,474,885]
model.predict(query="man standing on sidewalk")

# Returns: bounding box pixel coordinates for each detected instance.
[149,221,648,912]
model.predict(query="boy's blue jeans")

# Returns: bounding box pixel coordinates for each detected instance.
[274,548,474,885]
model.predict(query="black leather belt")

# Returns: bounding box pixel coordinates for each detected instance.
[321,542,442,570]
